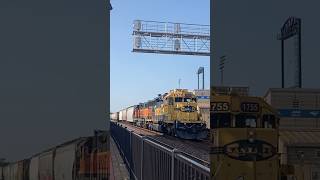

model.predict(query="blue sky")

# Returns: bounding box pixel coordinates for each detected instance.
[110,0,210,112]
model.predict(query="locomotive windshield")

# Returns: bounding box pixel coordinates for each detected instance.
[184,97,197,102]
[235,114,257,128]
[211,112,276,129]
[175,97,183,102]
[175,97,197,103]
[210,113,232,128]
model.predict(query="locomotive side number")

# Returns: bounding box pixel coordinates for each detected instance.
[211,102,229,111]
[241,103,259,112]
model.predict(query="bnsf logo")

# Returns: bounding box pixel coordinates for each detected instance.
[224,140,276,161]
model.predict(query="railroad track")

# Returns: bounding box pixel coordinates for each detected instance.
[115,121,210,163]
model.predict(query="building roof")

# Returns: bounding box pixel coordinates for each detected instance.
[280,129,320,146]
[211,86,249,96]
[265,88,320,98]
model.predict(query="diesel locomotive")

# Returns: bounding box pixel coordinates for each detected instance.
[111,89,208,140]
[210,90,280,180]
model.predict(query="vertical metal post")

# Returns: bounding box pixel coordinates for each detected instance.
[198,74,199,89]
[106,2,111,179]
[130,131,133,170]
[165,23,167,49]
[140,137,144,180]
[171,149,176,180]
[202,69,205,89]
[281,40,284,88]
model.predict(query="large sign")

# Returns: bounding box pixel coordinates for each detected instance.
[278,109,320,118]
[278,16,302,88]
[279,17,301,40]
[224,140,276,161]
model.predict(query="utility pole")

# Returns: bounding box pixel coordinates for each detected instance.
[219,56,226,85]
[178,78,181,89]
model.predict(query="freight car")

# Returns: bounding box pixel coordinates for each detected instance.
[2,131,109,180]
[110,112,119,120]
[210,90,281,180]
[119,108,127,121]
[126,106,135,123]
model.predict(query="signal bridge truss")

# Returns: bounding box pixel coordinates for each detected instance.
[132,20,210,56]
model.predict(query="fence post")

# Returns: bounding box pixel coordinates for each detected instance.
[140,137,145,180]
[171,149,177,180]
[129,130,134,180]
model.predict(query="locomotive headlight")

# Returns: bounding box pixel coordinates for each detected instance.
[248,131,255,142]
[249,131,254,136]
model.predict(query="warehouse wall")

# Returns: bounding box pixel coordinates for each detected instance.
[265,88,320,129]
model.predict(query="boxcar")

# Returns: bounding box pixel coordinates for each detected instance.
[119,109,127,121]
[126,106,135,123]
[110,112,119,120]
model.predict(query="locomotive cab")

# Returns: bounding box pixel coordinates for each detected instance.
[210,93,280,180]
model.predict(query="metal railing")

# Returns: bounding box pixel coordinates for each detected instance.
[110,122,210,180]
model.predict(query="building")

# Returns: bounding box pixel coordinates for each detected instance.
[265,88,320,180]
[211,86,249,96]
[265,88,320,128]
[196,86,250,129]
[279,129,320,180]
[194,89,210,128]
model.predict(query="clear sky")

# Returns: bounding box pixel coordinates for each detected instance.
[110,0,210,112]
